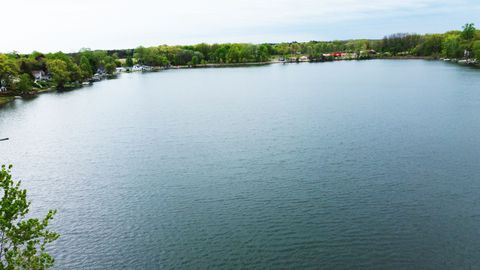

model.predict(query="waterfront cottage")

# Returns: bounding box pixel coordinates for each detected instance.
[32,70,48,81]
[96,68,106,75]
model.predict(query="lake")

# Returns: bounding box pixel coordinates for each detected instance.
[1,60,480,269]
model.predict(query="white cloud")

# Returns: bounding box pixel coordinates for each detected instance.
[1,0,478,52]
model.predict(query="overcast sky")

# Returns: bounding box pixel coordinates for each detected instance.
[3,0,480,53]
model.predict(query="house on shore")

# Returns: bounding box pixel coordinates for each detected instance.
[299,56,309,62]
[332,52,347,58]
[96,68,106,75]
[31,70,50,82]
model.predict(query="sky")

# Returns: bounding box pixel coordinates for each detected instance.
[3,0,480,53]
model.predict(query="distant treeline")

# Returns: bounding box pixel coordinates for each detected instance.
[125,23,480,64]
[379,23,478,58]
[0,23,478,95]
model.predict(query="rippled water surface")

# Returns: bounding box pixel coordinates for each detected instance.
[1,60,480,269]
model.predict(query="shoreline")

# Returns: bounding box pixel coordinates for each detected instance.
[169,60,281,69]
[0,96,15,106]
[0,57,478,107]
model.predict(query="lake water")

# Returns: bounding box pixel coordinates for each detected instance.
[1,60,480,269]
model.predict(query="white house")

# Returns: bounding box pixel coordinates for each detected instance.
[32,70,47,81]
[96,68,106,75]
[299,56,309,62]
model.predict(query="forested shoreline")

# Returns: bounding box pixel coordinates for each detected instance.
[1,23,479,105]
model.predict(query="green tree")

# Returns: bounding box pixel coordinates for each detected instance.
[46,53,81,83]
[211,44,229,63]
[190,55,199,66]
[0,55,19,88]
[79,56,92,80]
[461,23,476,40]
[442,35,462,58]
[226,45,242,63]
[194,43,212,62]
[473,40,480,60]
[0,165,59,269]
[175,50,194,65]
[381,33,422,55]
[189,52,204,66]
[46,59,70,89]
[102,56,117,75]
[257,44,270,62]
[125,56,134,67]
[67,64,82,83]
[15,74,33,94]
[413,34,444,57]
[104,63,116,75]
[18,58,37,76]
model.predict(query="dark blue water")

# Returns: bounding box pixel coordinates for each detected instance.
[1,60,480,269]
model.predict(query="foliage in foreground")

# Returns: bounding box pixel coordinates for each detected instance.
[0,165,59,270]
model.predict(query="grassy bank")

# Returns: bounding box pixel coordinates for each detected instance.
[0,97,14,106]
